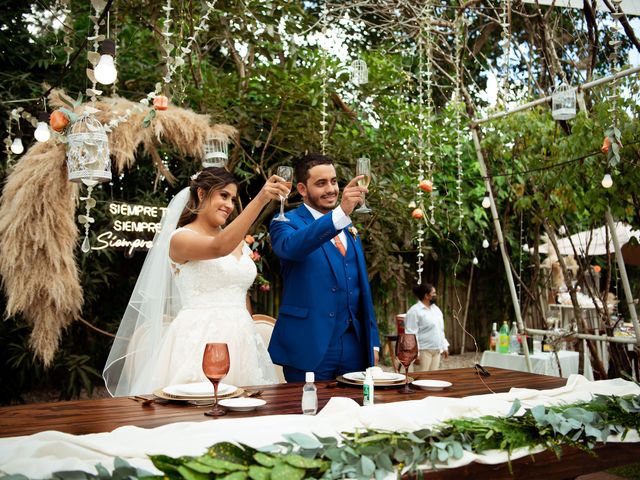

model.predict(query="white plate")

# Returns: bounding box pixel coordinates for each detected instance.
[218,398,266,412]
[343,371,406,383]
[412,379,452,391]
[164,382,236,397]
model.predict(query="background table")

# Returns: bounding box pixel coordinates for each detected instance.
[480,350,594,380]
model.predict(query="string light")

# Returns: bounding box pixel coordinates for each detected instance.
[10,133,24,154]
[482,191,491,209]
[34,112,51,142]
[94,40,117,85]
[601,168,613,188]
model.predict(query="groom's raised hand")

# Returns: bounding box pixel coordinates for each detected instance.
[340,176,368,216]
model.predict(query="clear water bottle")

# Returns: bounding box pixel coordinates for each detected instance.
[363,370,374,406]
[509,322,520,354]
[301,372,317,415]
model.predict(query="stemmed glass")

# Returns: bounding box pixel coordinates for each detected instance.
[395,333,418,393]
[202,343,230,416]
[355,157,372,214]
[273,166,293,222]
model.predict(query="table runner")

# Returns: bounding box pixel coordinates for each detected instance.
[1,374,638,477]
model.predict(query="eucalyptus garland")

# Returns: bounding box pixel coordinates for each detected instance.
[3,393,639,480]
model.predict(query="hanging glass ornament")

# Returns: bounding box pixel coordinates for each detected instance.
[66,112,112,253]
[349,58,368,86]
[551,83,576,121]
[202,133,229,168]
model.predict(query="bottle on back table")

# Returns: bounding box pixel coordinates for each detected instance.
[509,321,520,354]
[498,321,510,353]
[489,322,498,352]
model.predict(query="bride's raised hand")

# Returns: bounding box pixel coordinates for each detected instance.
[257,175,291,202]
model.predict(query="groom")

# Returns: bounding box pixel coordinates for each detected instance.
[269,153,380,382]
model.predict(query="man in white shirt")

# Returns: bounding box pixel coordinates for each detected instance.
[405,283,449,371]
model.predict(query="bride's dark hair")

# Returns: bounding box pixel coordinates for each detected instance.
[178,167,238,227]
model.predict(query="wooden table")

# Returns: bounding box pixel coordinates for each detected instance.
[1,367,637,479]
[0,367,564,438]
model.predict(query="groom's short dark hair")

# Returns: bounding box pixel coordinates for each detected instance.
[295,153,334,185]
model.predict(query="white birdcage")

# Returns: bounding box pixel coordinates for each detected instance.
[202,134,229,168]
[66,113,112,185]
[350,58,368,86]
[551,83,577,121]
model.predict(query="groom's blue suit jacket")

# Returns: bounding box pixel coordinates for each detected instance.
[268,204,380,372]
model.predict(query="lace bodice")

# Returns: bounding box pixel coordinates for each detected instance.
[170,229,257,309]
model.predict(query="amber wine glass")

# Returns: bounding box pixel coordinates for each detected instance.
[355,157,372,214]
[395,333,418,393]
[273,166,293,222]
[202,343,230,416]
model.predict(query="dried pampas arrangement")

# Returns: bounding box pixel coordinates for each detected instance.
[0,91,237,365]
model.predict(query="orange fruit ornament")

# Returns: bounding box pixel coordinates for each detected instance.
[49,110,70,132]
[419,179,433,192]
[411,208,424,219]
[601,137,611,153]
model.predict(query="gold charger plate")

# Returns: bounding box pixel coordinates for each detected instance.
[153,387,245,402]
[336,375,414,388]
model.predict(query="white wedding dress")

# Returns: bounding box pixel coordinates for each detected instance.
[149,228,279,389]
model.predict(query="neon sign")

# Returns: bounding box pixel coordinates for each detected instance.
[92,202,168,256]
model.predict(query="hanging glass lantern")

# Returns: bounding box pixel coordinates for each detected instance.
[66,112,112,253]
[202,134,229,168]
[350,58,368,86]
[551,83,576,120]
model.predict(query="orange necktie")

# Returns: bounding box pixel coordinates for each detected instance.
[334,234,346,256]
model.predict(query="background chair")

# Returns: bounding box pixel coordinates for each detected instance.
[252,314,286,383]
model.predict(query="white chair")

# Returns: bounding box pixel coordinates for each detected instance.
[252,314,286,383]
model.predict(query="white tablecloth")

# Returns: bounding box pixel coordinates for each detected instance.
[480,350,594,380]
[1,375,636,477]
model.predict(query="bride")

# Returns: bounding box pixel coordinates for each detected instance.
[103,167,289,396]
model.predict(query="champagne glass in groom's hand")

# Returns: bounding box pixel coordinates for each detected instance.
[202,343,230,416]
[273,166,293,222]
[354,157,372,214]
[396,333,418,393]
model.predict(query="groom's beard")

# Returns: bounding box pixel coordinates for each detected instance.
[305,190,339,214]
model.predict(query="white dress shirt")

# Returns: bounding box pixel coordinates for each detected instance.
[303,204,350,252]
[404,301,449,352]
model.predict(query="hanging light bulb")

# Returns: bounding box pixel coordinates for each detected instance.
[94,40,117,85]
[522,243,530,253]
[558,225,566,236]
[482,238,489,249]
[481,190,491,209]
[10,132,24,154]
[472,256,479,265]
[34,112,51,142]
[601,168,613,189]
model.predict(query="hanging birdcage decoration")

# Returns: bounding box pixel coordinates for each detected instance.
[202,134,229,168]
[66,113,112,184]
[350,58,368,86]
[551,83,576,121]
[65,112,112,253]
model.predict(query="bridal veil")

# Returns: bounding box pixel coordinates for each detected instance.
[103,188,190,396]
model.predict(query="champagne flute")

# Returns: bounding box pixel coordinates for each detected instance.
[273,166,293,222]
[202,343,230,416]
[355,157,372,214]
[395,333,418,393]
